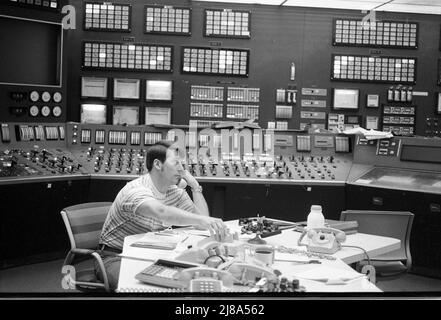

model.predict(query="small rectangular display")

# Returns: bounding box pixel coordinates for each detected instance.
[313,135,334,148]
[80,104,107,124]
[145,107,171,125]
[366,94,379,108]
[401,145,441,164]
[108,130,127,144]
[144,132,163,145]
[113,78,140,100]
[335,136,350,153]
[146,80,173,101]
[81,77,108,98]
[113,106,139,125]
[296,135,311,152]
[333,89,359,110]
[130,131,141,145]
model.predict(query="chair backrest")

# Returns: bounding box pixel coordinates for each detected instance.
[60,202,112,250]
[340,210,414,267]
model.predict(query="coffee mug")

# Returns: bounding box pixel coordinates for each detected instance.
[254,245,275,266]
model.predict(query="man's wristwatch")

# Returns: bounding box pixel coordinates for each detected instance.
[191,185,203,193]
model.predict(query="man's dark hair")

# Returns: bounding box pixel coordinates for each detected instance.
[146,140,172,172]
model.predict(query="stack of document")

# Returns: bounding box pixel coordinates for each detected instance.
[343,127,393,140]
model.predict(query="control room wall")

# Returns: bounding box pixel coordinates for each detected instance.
[64,0,441,134]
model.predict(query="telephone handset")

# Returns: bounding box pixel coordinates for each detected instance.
[298,227,346,254]
[176,266,235,292]
[225,262,278,285]
[177,178,188,189]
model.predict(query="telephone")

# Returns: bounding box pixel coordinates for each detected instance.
[174,238,237,266]
[225,262,279,285]
[135,259,200,289]
[177,266,235,292]
[177,178,188,189]
[298,227,346,254]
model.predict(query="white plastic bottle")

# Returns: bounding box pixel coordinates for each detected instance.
[306,205,325,230]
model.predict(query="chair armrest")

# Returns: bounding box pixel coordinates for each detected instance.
[63,248,111,292]
[70,248,97,256]
[63,248,98,265]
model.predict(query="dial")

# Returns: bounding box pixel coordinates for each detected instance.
[29,105,39,117]
[52,106,62,117]
[42,91,51,103]
[41,105,51,117]
[53,91,62,103]
[30,91,39,102]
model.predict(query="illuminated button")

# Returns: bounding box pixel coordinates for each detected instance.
[42,91,51,103]
[30,91,39,102]
[29,105,39,117]
[53,106,62,117]
[53,92,62,103]
[41,106,51,117]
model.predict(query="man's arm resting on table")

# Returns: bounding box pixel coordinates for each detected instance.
[135,199,221,232]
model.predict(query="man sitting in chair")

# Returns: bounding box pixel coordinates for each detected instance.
[96,140,229,291]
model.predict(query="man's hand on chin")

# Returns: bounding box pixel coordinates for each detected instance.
[181,170,200,189]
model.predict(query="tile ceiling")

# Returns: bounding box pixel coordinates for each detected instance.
[196,0,441,15]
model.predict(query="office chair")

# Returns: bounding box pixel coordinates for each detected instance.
[340,210,414,281]
[60,202,113,292]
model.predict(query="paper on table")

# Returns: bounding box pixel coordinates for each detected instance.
[121,246,179,262]
[294,265,365,283]
[342,127,393,140]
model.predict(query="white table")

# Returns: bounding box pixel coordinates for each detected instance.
[116,220,400,293]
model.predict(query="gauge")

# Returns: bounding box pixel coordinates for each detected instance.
[41,105,51,117]
[42,91,51,103]
[52,106,62,117]
[30,91,39,102]
[29,105,39,117]
[53,91,62,103]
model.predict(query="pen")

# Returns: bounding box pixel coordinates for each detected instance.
[154,232,176,237]
[180,236,189,243]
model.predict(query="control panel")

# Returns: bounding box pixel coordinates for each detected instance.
[350,135,441,194]
[0,122,85,182]
[1,122,354,184]
[65,123,353,183]
[66,122,171,176]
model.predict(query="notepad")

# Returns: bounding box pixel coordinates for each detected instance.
[130,232,186,250]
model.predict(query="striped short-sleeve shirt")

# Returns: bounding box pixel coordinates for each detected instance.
[99,174,196,250]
